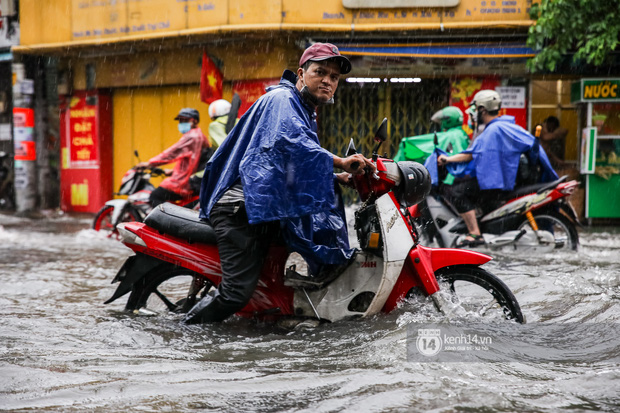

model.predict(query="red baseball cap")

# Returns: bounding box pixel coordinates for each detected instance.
[299,43,352,74]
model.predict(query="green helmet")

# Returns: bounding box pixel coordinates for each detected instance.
[431,106,464,130]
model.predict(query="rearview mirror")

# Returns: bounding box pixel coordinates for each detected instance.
[346,138,357,157]
[374,118,388,143]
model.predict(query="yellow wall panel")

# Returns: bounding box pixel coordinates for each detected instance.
[188,0,229,28]
[229,0,281,25]
[283,0,353,24]
[219,43,296,80]
[112,90,135,192]
[19,0,42,45]
[22,0,533,46]
[20,0,72,44]
[161,87,189,150]
[126,0,187,33]
[132,89,164,162]
[71,0,128,40]
[72,41,294,90]
[162,52,202,85]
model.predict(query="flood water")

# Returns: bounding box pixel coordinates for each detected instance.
[0,212,619,412]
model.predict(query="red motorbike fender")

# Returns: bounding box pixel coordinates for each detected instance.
[407,204,422,218]
[382,245,492,313]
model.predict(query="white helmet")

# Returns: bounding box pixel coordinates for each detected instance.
[208,99,232,120]
[471,90,502,112]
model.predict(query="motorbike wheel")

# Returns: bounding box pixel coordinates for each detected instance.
[435,265,525,323]
[519,210,579,251]
[125,265,215,315]
[92,205,142,239]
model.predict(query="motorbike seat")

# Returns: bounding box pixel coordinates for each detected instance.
[144,202,217,245]
[504,175,568,200]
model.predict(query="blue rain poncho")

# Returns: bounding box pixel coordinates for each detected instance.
[425,116,558,190]
[199,70,354,272]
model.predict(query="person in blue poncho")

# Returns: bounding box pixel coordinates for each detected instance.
[435,90,558,248]
[184,43,375,324]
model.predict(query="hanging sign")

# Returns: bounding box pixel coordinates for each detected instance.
[13,107,36,161]
[67,95,99,168]
[571,79,620,103]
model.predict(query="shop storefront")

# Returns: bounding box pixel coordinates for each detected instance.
[572,78,620,219]
[15,0,542,211]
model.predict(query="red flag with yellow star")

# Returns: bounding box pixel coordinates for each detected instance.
[200,52,223,104]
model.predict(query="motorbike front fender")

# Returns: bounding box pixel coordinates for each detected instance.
[105,199,129,225]
[410,245,493,295]
[104,253,165,304]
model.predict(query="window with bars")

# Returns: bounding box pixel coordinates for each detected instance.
[318,79,449,203]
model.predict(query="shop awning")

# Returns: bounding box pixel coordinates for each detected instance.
[338,43,535,59]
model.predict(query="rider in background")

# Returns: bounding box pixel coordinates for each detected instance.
[136,108,208,207]
[436,90,558,248]
[207,99,233,149]
[395,106,470,185]
[189,100,239,194]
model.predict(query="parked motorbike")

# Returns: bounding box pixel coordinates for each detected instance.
[93,151,199,239]
[411,167,580,252]
[104,119,524,325]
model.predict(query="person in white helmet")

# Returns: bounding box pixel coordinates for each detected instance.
[437,90,557,248]
[208,99,233,149]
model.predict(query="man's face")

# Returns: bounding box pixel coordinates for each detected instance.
[298,61,341,103]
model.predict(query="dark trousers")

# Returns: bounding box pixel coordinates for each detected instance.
[183,202,279,324]
[150,186,183,208]
[443,177,506,215]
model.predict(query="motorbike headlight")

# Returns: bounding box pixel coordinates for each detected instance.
[394,161,431,207]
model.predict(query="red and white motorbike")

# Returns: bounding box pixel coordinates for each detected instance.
[105,120,524,325]
[411,176,580,252]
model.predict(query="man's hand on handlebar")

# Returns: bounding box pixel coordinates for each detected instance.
[437,155,449,166]
[335,154,376,175]
[335,172,355,188]
[135,162,150,170]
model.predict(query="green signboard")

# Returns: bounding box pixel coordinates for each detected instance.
[587,175,620,218]
[571,79,620,103]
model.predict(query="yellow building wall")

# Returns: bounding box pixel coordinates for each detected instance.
[72,40,295,90]
[20,0,534,46]
[19,0,72,44]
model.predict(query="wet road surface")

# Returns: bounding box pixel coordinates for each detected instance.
[0,212,618,412]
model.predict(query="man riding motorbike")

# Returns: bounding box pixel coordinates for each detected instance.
[435,90,558,248]
[136,108,208,207]
[184,43,375,324]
